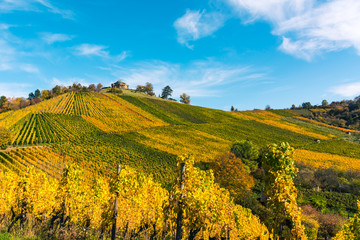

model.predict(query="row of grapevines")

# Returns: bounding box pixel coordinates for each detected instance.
[234,111,332,140]
[294,149,360,172]
[0,156,269,239]
[0,146,65,178]
[10,114,68,145]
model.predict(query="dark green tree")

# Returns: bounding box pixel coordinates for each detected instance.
[34,89,41,98]
[0,96,6,109]
[161,85,173,99]
[52,85,61,95]
[322,100,329,106]
[302,102,312,109]
[28,92,35,100]
[231,106,235,111]
[230,140,259,172]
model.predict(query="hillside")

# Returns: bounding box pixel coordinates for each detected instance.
[1,91,360,239]
[1,91,360,184]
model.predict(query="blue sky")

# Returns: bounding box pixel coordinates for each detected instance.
[1,0,360,110]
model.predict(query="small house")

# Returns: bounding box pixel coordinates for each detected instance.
[111,80,129,89]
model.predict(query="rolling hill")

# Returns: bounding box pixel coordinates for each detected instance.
[1,91,360,185]
[1,90,360,239]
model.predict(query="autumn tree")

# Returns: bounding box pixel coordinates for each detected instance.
[161,85,173,99]
[41,90,50,100]
[96,83,103,92]
[262,142,307,239]
[210,152,254,202]
[144,82,155,96]
[180,93,190,104]
[0,127,12,149]
[136,85,146,93]
[88,84,96,92]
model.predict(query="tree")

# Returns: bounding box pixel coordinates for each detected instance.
[136,85,146,93]
[302,102,312,109]
[231,140,259,173]
[161,85,173,99]
[41,90,50,100]
[262,142,307,239]
[28,92,35,100]
[322,100,329,106]
[96,83,103,92]
[265,105,271,110]
[180,93,190,104]
[34,89,41,98]
[52,85,61,96]
[144,82,155,96]
[88,84,96,92]
[0,127,12,149]
[291,104,296,109]
[210,152,254,201]
[231,106,235,111]
[0,96,6,109]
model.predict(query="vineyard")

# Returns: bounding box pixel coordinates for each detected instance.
[1,91,360,239]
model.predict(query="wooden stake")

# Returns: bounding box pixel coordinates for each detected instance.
[111,164,121,240]
[175,163,186,240]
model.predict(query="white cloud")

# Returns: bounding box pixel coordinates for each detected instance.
[74,44,128,62]
[41,33,73,44]
[0,0,74,19]
[330,82,360,98]
[20,64,39,73]
[224,0,360,59]
[174,9,225,48]
[0,39,15,71]
[0,82,32,97]
[75,44,108,57]
[52,77,90,87]
[111,60,265,97]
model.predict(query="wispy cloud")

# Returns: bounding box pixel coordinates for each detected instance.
[174,9,225,48]
[110,60,266,97]
[0,82,32,97]
[52,77,90,87]
[74,44,128,62]
[330,82,360,98]
[224,0,360,60]
[41,33,73,44]
[0,0,74,19]
[20,64,39,73]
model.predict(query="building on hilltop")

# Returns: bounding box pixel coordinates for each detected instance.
[111,80,129,89]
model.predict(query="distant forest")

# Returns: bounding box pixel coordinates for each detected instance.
[294,96,360,130]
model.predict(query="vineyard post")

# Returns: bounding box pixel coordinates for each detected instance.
[111,164,121,240]
[176,162,186,240]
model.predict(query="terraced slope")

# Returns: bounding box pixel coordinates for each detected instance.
[0,92,360,185]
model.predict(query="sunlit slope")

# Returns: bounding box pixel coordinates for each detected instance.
[1,92,360,184]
